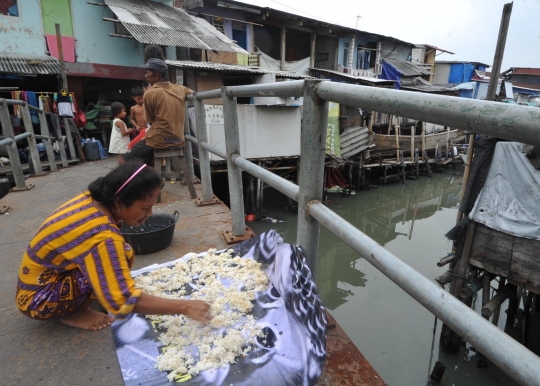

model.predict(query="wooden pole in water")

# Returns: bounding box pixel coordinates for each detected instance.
[421,122,426,161]
[455,134,476,223]
[411,122,415,161]
[482,283,513,318]
[395,117,400,160]
[446,126,450,159]
[482,272,492,320]
[450,221,476,296]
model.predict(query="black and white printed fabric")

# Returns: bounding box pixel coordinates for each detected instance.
[113,230,327,386]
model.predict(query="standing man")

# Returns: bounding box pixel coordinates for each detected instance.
[122,59,193,166]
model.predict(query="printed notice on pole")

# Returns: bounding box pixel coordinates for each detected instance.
[325,102,341,157]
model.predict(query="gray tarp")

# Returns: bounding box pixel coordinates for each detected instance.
[470,142,540,241]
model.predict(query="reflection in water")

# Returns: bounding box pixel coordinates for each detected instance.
[249,169,520,386]
[316,173,461,310]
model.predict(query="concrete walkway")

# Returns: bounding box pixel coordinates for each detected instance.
[0,158,383,385]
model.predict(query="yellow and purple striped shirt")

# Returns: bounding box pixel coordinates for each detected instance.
[16,193,142,319]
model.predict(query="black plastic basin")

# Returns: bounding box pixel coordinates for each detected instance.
[121,210,179,255]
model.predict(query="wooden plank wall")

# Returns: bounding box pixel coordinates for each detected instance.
[469,222,540,291]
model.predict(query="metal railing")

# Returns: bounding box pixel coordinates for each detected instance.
[0,99,71,189]
[184,79,540,386]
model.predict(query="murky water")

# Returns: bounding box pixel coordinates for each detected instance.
[249,168,520,386]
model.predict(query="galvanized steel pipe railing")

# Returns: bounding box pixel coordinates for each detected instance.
[316,82,540,147]
[184,80,540,385]
[222,87,246,237]
[193,99,216,202]
[0,100,27,188]
[20,103,44,175]
[183,105,195,181]
[307,200,540,386]
[296,80,329,277]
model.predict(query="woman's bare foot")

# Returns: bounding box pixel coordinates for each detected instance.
[61,308,115,331]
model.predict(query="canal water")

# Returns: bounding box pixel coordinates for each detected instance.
[248,168,519,386]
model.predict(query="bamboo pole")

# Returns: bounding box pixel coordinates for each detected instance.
[455,134,476,223]
[482,283,513,318]
[449,221,476,296]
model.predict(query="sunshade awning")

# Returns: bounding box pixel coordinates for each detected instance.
[104,0,249,53]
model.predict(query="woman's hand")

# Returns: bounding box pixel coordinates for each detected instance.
[134,293,213,324]
[183,300,213,324]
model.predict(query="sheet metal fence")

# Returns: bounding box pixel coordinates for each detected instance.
[184,79,540,386]
[0,99,71,190]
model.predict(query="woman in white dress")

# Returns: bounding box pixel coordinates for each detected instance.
[108,102,134,155]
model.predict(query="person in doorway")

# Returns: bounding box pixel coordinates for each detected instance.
[109,102,133,155]
[121,59,193,166]
[15,162,212,330]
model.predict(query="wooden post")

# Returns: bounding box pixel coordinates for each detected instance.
[424,150,430,177]
[437,254,455,267]
[435,271,453,286]
[55,23,68,92]
[522,291,534,347]
[411,122,415,161]
[446,126,450,159]
[368,111,374,132]
[310,32,316,69]
[482,272,492,320]
[455,134,476,223]
[415,148,419,178]
[387,115,392,135]
[395,117,400,160]
[482,283,513,318]
[450,221,476,296]
[486,2,513,101]
[280,27,286,71]
[421,121,426,161]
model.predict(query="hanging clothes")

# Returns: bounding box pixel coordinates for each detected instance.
[25,91,40,125]
[54,92,74,117]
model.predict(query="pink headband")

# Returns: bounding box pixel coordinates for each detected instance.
[115,164,147,195]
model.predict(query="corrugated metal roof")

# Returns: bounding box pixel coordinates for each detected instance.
[0,54,61,76]
[309,68,396,84]
[511,68,540,76]
[166,60,313,79]
[383,58,432,77]
[104,0,248,53]
[340,126,372,159]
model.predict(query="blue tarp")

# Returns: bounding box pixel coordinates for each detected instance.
[380,61,401,89]
[449,63,475,84]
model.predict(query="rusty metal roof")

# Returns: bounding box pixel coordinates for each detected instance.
[166,60,313,79]
[0,54,61,76]
[104,0,248,53]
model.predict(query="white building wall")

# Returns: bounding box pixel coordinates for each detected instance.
[205,105,301,160]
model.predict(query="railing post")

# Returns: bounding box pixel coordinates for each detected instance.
[193,98,214,202]
[221,87,246,237]
[20,103,44,175]
[183,105,195,181]
[37,111,57,172]
[297,79,328,279]
[62,117,77,160]
[50,114,69,168]
[0,100,27,189]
